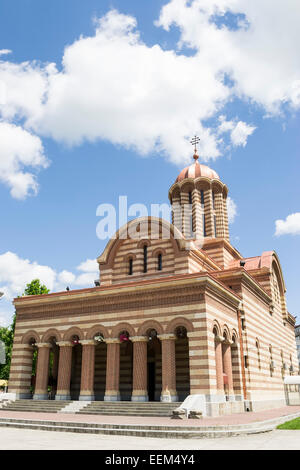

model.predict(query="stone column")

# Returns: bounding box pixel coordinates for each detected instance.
[223,193,230,241]
[214,191,225,238]
[204,186,214,237]
[214,335,225,394]
[33,343,52,400]
[131,336,148,402]
[55,341,73,400]
[104,338,121,401]
[180,191,191,238]
[79,340,96,401]
[158,334,178,402]
[171,195,182,233]
[193,189,203,242]
[223,339,234,399]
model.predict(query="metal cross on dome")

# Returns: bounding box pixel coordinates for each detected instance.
[190,135,200,160]
[191,135,200,152]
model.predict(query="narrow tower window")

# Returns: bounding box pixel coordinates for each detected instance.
[214,215,217,237]
[157,253,162,271]
[203,214,206,237]
[128,258,133,275]
[188,191,193,205]
[200,190,205,208]
[143,245,148,273]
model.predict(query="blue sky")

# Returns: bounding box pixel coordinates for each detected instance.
[0,0,299,325]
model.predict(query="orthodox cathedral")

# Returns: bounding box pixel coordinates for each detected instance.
[8,148,298,416]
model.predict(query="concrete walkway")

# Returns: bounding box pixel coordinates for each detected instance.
[1,404,300,427]
[0,427,299,450]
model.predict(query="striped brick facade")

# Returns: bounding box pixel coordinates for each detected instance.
[8,162,298,416]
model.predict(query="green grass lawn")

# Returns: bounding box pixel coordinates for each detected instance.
[277,418,300,430]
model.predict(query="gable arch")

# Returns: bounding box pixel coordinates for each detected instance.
[97,217,186,269]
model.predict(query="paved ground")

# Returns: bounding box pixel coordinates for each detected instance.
[1,405,300,427]
[0,427,299,450]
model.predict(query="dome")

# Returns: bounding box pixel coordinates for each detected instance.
[176,160,220,183]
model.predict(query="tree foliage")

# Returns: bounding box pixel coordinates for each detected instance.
[23,279,50,296]
[0,279,50,380]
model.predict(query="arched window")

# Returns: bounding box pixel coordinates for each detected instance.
[200,190,205,208]
[157,253,162,271]
[128,257,133,275]
[143,245,148,273]
[203,214,206,237]
[188,191,193,205]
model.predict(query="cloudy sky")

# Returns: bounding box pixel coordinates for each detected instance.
[0,0,299,326]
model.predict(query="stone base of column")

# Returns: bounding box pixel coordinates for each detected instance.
[227,394,236,402]
[55,394,71,401]
[160,392,178,402]
[16,393,32,399]
[79,394,95,401]
[104,393,120,402]
[33,393,48,400]
[131,393,148,402]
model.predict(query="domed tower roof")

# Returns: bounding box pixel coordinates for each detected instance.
[176,161,220,183]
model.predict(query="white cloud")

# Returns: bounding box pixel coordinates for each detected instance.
[0,4,299,197]
[157,0,300,114]
[0,253,99,326]
[0,122,48,199]
[0,252,99,302]
[76,259,99,273]
[275,213,300,236]
[218,116,256,147]
[227,196,237,224]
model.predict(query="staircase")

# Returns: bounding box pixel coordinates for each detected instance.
[1,399,181,417]
[77,401,181,417]
[2,399,71,413]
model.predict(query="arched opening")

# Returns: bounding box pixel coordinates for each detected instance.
[175,326,190,401]
[48,336,59,400]
[70,335,82,399]
[146,329,162,401]
[93,332,107,401]
[119,330,133,400]
[143,245,148,273]
[231,335,242,397]
[28,337,37,397]
[157,253,162,271]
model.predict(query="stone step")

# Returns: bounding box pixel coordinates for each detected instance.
[0,417,275,439]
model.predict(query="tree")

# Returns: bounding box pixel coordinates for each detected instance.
[23,279,50,296]
[0,279,50,380]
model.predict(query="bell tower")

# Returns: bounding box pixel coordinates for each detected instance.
[168,138,229,243]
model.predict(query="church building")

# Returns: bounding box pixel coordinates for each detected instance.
[8,148,298,416]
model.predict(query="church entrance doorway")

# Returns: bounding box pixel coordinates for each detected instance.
[146,329,162,401]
